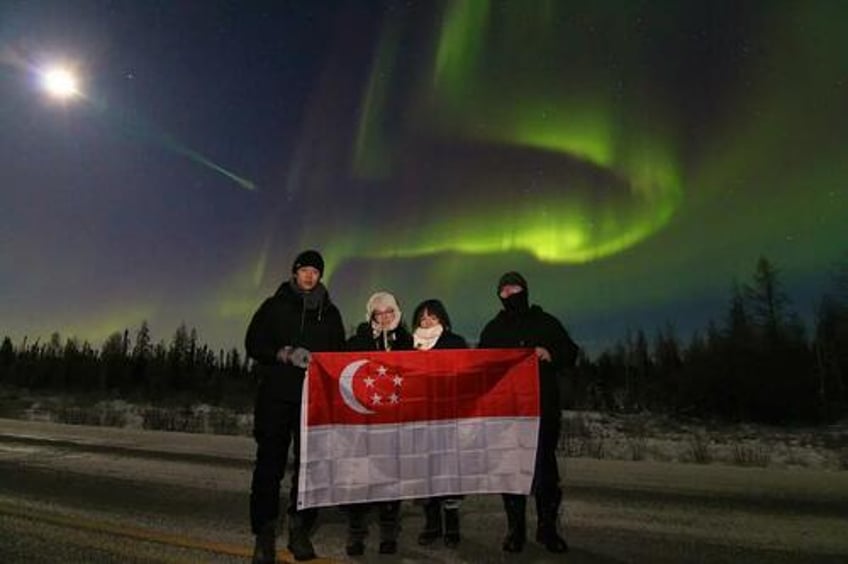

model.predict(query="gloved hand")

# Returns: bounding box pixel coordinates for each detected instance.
[289,347,312,369]
[535,347,552,362]
[276,346,293,364]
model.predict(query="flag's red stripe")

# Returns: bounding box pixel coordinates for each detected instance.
[306,349,539,426]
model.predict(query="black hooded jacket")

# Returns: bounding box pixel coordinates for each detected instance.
[478,304,578,418]
[430,330,467,350]
[245,280,345,402]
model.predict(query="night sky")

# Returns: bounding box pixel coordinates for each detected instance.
[2,1,846,354]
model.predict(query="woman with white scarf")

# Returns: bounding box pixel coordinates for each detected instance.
[411,299,468,548]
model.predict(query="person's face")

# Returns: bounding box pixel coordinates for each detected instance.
[294,266,320,291]
[372,307,396,330]
[418,309,440,329]
[499,284,524,299]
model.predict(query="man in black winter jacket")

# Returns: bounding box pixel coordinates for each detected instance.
[245,250,346,563]
[478,271,578,554]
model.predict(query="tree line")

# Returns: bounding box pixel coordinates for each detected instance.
[563,256,848,423]
[0,321,252,407]
[1,255,846,423]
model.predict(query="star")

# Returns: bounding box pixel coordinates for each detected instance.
[364,376,375,388]
[377,365,388,376]
[392,375,403,387]
[371,393,382,405]
[388,393,399,404]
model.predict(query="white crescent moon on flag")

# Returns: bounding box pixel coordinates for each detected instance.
[339,359,375,414]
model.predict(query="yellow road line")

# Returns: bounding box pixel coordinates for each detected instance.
[0,500,340,563]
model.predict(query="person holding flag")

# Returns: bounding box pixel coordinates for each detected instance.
[343,290,413,556]
[410,299,468,548]
[244,250,346,563]
[478,271,578,554]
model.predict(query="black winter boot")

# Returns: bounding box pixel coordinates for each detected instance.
[417,500,442,546]
[345,540,365,556]
[287,511,317,561]
[252,520,277,564]
[379,540,398,554]
[536,525,568,553]
[501,495,526,553]
[378,501,401,546]
[443,507,460,548]
[345,504,367,556]
[535,493,568,553]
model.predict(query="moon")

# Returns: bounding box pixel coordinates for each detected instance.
[339,359,375,414]
[41,66,80,99]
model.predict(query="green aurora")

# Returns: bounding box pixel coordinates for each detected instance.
[346,0,682,264]
[237,0,844,349]
[4,1,846,353]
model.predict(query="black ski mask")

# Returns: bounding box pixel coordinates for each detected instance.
[497,271,529,313]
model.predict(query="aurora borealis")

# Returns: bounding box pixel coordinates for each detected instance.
[347,0,683,263]
[1,1,846,354]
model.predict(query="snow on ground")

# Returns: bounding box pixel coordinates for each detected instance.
[560,410,848,471]
[1,387,846,471]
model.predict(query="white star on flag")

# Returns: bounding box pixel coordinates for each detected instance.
[377,365,388,376]
[388,393,399,404]
[392,375,403,386]
[371,393,382,405]
[364,376,375,388]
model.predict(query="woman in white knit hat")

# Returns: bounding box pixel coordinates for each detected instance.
[343,290,413,556]
[347,291,414,351]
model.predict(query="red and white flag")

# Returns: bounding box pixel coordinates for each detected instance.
[297,349,539,510]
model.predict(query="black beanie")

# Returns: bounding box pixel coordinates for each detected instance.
[497,271,527,294]
[292,250,324,277]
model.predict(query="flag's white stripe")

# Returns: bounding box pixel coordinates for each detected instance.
[297,416,539,510]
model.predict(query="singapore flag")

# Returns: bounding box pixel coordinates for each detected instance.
[297,349,540,510]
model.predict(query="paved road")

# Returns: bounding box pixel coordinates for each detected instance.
[1,418,847,563]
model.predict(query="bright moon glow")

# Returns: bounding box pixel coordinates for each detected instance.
[41,67,80,98]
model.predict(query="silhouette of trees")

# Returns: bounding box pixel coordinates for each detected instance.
[0,321,252,406]
[131,321,152,391]
[558,255,841,423]
[0,337,15,383]
[814,253,848,418]
[742,257,814,421]
[1,255,846,423]
[652,323,683,409]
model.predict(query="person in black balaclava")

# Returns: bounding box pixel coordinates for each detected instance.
[245,250,346,562]
[478,271,578,554]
